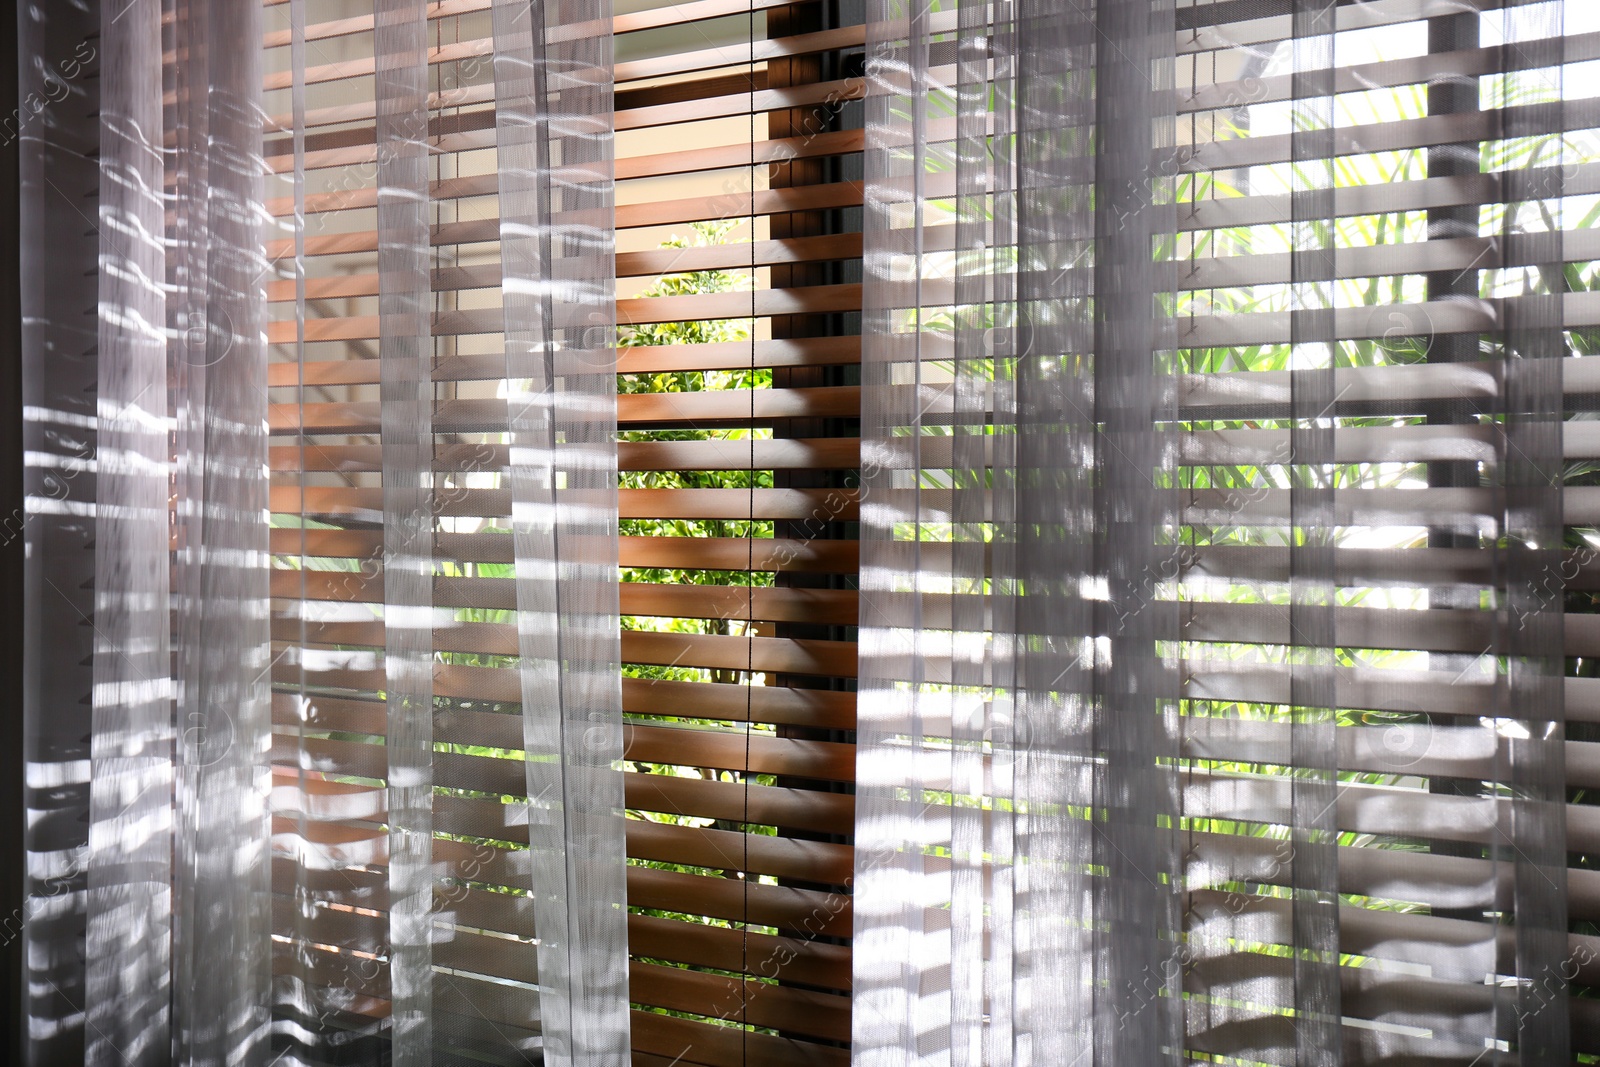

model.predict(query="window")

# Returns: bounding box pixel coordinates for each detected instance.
[10,1,1598,1064]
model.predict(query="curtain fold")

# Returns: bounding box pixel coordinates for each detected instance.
[20,1,630,1064]
[856,1,1589,1065]
[489,0,631,1061]
[86,0,174,1059]
[167,0,274,1060]
[373,0,438,1059]
[856,1,1183,1062]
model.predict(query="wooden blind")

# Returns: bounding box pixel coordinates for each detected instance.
[1167,1,1600,1056]
[261,1,863,1063]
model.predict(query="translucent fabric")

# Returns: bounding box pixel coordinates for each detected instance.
[267,0,629,1060]
[489,0,632,1062]
[87,0,177,1059]
[166,1,276,1060]
[856,1,1595,1065]
[25,0,274,1062]
[18,0,631,1064]
[857,2,1181,1063]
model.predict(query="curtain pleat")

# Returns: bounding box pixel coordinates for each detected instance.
[21,1,630,1063]
[489,1,630,1062]
[858,1,1183,1063]
[86,0,173,1062]
[166,0,274,1061]
[856,1,1591,1065]
[373,1,437,1060]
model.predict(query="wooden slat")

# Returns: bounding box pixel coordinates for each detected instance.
[625,773,853,839]
[630,1008,850,1067]
[263,285,863,342]
[618,336,861,373]
[267,74,861,147]
[259,105,1598,236]
[851,348,1600,419]
[264,37,485,92]
[614,24,869,85]
[1173,227,1600,293]
[264,339,860,390]
[621,284,862,325]
[623,583,856,625]
[274,729,857,836]
[262,0,488,48]
[261,23,871,94]
[271,485,857,522]
[613,69,766,113]
[626,820,852,888]
[1186,666,1600,729]
[271,565,857,623]
[1190,824,1600,921]
[296,671,872,763]
[626,723,854,782]
[269,173,864,226]
[269,528,859,575]
[616,127,862,182]
[262,219,860,276]
[264,171,496,220]
[1194,543,1600,593]
[621,630,858,679]
[268,385,860,434]
[621,677,854,732]
[263,112,862,181]
[264,108,496,168]
[862,289,1600,352]
[615,179,865,231]
[1186,29,1600,113]
[274,678,853,745]
[1176,0,1520,54]
[414,792,856,886]
[617,231,861,278]
[627,912,850,989]
[262,0,807,51]
[629,960,851,1044]
[265,857,851,1017]
[269,438,858,474]
[617,77,865,132]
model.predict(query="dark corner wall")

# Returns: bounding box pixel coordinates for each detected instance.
[1,0,24,1058]
[10,1,102,1063]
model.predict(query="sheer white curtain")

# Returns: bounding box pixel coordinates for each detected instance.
[857,2,1180,1063]
[856,1,1591,1065]
[19,1,630,1064]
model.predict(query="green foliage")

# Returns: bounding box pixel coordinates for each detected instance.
[889,54,1600,937]
[613,220,785,938]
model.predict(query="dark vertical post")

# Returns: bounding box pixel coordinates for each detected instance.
[767,1,860,1053]
[1092,0,1182,1060]
[15,3,101,1063]
[1424,10,1484,914]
